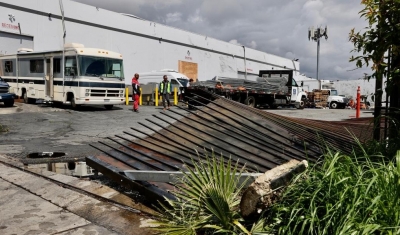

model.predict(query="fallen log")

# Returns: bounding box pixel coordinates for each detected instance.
[240,159,308,218]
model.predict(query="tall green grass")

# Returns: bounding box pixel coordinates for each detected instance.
[264,149,400,235]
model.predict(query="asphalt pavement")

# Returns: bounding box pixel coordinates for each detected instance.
[0,102,190,160]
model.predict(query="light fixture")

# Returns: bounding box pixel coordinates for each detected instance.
[308,26,328,82]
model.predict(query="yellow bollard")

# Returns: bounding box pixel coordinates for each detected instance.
[139,88,142,105]
[125,87,129,105]
[174,87,178,105]
[155,87,159,106]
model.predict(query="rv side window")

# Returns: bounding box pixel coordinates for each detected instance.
[53,58,61,74]
[5,61,13,73]
[30,59,44,73]
[65,56,77,76]
[170,79,178,85]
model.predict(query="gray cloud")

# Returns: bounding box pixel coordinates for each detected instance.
[74,0,370,81]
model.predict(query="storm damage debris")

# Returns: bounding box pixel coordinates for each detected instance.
[87,94,380,205]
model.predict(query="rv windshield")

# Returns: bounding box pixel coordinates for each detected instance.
[78,56,124,79]
[177,78,188,87]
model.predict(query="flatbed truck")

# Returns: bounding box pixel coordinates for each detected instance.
[184,70,308,109]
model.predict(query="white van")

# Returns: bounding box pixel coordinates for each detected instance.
[127,69,190,101]
[138,69,190,93]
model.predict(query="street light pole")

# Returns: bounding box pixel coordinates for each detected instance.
[308,26,328,89]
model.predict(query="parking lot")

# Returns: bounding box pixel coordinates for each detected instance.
[0,102,190,160]
[0,101,374,161]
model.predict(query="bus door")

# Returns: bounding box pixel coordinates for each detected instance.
[45,57,54,98]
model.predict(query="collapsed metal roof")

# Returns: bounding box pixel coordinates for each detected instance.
[87,95,379,203]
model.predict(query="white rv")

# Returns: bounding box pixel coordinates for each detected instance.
[0,43,125,110]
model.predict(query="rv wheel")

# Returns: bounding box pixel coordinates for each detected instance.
[23,92,35,104]
[23,92,28,103]
[70,96,80,109]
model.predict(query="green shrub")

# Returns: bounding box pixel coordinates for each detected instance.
[264,149,400,235]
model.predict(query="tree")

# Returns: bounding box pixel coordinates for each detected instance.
[349,0,400,141]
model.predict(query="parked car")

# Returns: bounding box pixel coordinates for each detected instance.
[0,76,15,107]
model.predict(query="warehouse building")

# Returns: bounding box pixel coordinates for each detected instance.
[0,0,300,84]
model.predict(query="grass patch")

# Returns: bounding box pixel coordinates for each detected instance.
[263,149,400,235]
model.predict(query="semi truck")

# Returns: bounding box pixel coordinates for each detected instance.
[184,70,308,109]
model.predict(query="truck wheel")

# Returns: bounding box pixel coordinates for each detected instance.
[330,102,338,109]
[297,100,305,109]
[244,96,256,108]
[4,99,14,107]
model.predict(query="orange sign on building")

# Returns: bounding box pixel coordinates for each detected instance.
[178,60,198,81]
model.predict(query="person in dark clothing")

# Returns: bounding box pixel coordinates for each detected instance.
[132,73,140,112]
[158,75,171,110]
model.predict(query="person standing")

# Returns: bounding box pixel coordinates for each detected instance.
[132,73,140,112]
[159,75,171,110]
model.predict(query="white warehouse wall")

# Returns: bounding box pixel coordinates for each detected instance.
[0,0,300,84]
[335,79,388,103]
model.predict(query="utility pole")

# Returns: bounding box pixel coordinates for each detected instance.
[308,26,328,89]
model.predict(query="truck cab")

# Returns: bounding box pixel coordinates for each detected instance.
[327,94,349,109]
[323,86,349,109]
[0,77,15,107]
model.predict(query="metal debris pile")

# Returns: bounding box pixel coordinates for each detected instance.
[87,95,379,202]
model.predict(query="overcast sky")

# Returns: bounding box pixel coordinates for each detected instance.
[73,0,370,81]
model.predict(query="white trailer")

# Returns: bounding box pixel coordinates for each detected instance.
[0,43,125,109]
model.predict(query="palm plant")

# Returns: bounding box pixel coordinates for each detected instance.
[153,152,252,235]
